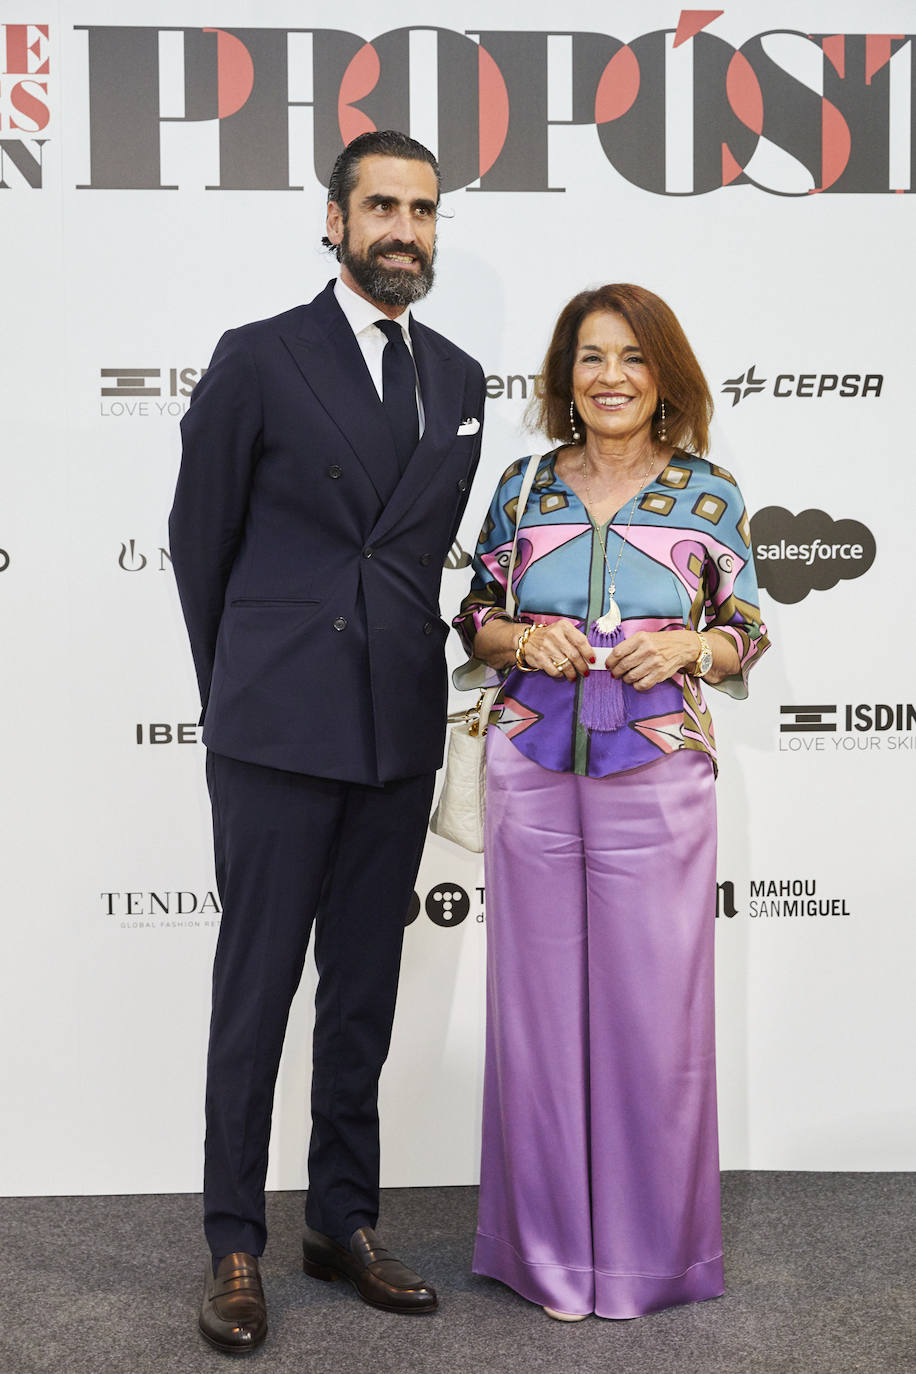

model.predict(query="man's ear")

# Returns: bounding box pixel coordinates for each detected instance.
[326,201,344,246]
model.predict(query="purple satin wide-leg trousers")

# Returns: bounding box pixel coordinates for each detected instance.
[474,728,724,1319]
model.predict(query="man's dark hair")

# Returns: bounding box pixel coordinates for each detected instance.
[322,130,440,258]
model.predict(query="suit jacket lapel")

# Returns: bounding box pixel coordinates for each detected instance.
[280,282,401,505]
[369,320,463,543]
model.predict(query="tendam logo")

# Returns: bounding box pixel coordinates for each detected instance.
[100,888,221,930]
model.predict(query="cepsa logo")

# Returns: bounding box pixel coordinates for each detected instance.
[722,366,883,406]
[750,507,876,604]
[0,23,50,189]
[74,17,914,196]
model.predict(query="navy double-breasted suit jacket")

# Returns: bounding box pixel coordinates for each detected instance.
[169,280,485,785]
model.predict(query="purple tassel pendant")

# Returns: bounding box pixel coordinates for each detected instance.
[580,619,628,731]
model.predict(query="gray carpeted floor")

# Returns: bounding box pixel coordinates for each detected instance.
[1,1175,913,1373]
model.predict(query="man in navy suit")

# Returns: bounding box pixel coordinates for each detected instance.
[169,130,485,1355]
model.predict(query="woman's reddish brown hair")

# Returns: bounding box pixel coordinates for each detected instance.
[530,283,713,456]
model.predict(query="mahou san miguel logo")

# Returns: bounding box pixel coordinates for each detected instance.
[73,15,914,195]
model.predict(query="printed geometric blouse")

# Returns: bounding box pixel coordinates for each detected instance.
[453,449,770,778]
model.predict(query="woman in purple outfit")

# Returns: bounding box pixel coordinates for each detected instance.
[454,285,769,1321]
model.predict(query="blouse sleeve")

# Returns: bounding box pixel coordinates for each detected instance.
[701,474,770,700]
[451,460,530,690]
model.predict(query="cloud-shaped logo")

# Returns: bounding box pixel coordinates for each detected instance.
[750,507,876,604]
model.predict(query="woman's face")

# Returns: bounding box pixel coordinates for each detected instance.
[571,310,659,446]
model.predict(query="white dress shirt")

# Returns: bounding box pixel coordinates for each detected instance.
[334,276,425,435]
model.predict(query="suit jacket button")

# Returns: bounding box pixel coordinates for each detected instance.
[419,553,432,566]
[333,617,347,631]
[457,477,468,492]
[423,621,433,635]
[328,464,343,479]
[362,546,373,558]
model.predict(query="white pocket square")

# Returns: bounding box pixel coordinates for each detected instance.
[457,417,480,436]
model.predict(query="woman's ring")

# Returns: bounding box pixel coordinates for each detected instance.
[552,656,571,670]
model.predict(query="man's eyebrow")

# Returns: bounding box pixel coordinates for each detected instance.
[361,193,438,213]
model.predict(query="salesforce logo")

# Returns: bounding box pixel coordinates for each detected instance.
[750,507,876,604]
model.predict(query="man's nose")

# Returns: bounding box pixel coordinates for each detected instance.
[391,208,417,243]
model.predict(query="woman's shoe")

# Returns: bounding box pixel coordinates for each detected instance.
[543,1306,588,1322]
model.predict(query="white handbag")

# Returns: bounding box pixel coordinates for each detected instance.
[429,454,542,851]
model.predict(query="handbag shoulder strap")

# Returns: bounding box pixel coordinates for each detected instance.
[454,451,543,721]
[504,452,542,618]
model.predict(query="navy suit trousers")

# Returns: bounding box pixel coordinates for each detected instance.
[203,750,436,1258]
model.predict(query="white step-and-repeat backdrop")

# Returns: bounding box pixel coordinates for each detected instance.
[3,1,914,1196]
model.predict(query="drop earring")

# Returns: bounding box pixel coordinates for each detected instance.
[658,398,668,443]
[569,399,581,444]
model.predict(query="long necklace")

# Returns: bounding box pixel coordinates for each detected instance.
[581,445,657,634]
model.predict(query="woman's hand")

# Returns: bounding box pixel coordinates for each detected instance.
[473,617,595,679]
[606,630,698,691]
[606,628,741,690]
[519,620,595,680]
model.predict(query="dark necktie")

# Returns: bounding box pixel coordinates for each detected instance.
[376,318,419,474]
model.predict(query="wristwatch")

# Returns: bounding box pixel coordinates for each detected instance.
[692,632,713,677]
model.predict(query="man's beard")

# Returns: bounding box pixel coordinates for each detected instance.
[341,231,436,307]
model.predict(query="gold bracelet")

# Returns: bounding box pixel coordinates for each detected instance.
[514,625,535,670]
[514,622,546,671]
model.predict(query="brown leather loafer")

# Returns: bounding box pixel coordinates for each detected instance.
[199,1252,268,1355]
[302,1224,438,1314]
